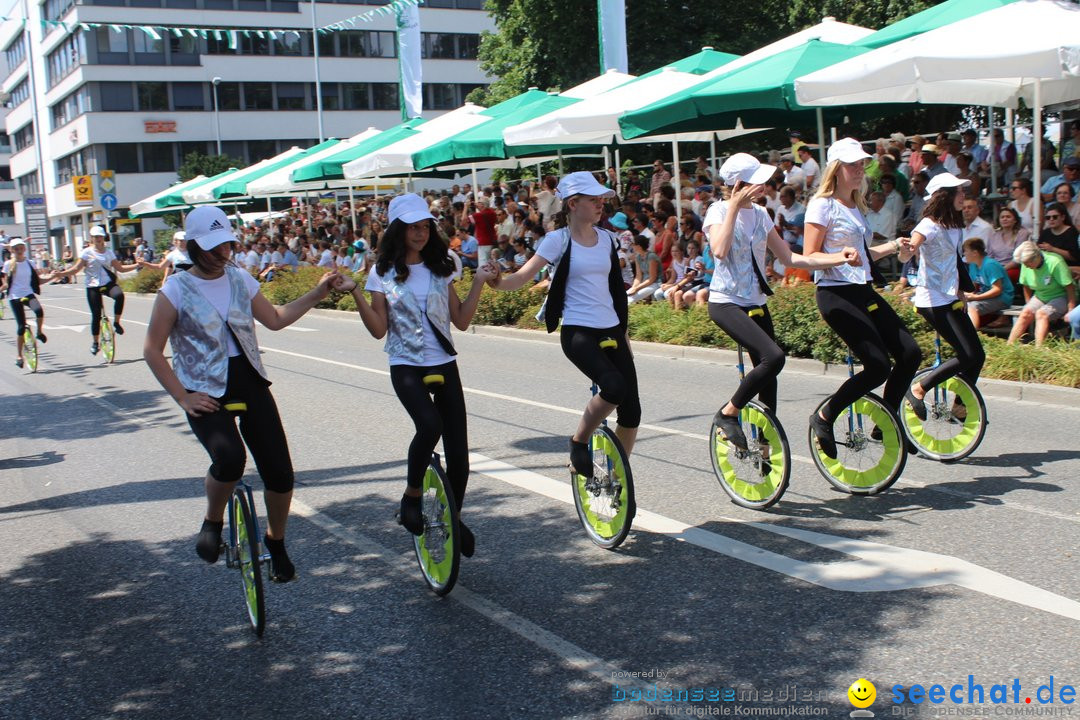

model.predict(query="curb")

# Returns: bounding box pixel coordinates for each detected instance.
[130,292,1080,409]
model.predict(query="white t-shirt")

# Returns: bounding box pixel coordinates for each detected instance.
[166,248,191,268]
[3,259,34,298]
[536,229,620,330]
[317,249,334,268]
[964,217,993,243]
[912,217,963,308]
[784,166,806,192]
[159,270,262,357]
[702,202,773,307]
[244,250,260,270]
[80,247,117,287]
[801,157,821,191]
[805,197,872,286]
[365,263,455,367]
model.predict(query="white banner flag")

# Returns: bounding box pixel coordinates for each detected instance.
[396,3,422,119]
[597,0,628,74]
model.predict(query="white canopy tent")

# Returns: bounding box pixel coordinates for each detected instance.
[794,0,1080,217]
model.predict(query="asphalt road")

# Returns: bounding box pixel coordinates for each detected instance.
[2,282,1079,720]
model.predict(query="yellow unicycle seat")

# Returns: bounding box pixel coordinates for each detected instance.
[748,307,764,318]
[598,337,618,350]
[422,374,445,387]
[223,401,248,413]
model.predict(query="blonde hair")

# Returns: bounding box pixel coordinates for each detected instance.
[813,160,868,214]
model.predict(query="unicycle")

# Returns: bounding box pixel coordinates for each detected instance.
[406,374,461,596]
[221,401,271,636]
[901,330,987,462]
[710,334,790,510]
[99,313,116,363]
[571,336,636,550]
[17,299,38,373]
[809,355,907,495]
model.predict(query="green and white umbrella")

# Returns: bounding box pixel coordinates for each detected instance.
[288,118,427,185]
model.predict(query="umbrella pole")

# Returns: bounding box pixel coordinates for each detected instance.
[672,139,681,228]
[558,150,564,175]
[1034,78,1043,224]
[614,147,622,197]
[602,146,610,178]
[816,107,826,168]
[305,190,313,231]
[374,176,380,202]
[266,197,272,224]
[471,164,479,202]
[709,135,717,185]
[348,184,357,234]
[988,107,998,198]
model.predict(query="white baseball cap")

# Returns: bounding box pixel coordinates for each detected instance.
[826,137,872,165]
[184,206,236,251]
[89,225,107,237]
[555,171,615,200]
[9,238,25,248]
[173,230,186,242]
[924,172,971,200]
[388,193,435,226]
[718,153,776,186]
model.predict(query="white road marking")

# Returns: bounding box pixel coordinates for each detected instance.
[283,326,317,333]
[469,453,1080,621]
[43,324,87,333]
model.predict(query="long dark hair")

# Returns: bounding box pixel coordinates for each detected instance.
[1045,202,1076,229]
[375,218,454,282]
[186,239,225,274]
[921,187,964,228]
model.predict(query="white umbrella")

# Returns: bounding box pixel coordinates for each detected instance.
[182,148,307,205]
[245,128,382,196]
[129,175,206,216]
[342,104,490,180]
[794,0,1080,216]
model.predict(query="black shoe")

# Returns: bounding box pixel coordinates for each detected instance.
[263,534,295,583]
[713,409,748,451]
[195,519,224,564]
[906,387,927,421]
[870,425,883,441]
[14,358,23,369]
[459,521,475,558]
[90,342,99,356]
[951,398,968,422]
[809,412,838,459]
[113,321,124,335]
[569,438,593,478]
[398,493,424,536]
[36,332,46,343]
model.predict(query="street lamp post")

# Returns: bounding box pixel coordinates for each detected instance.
[212,76,222,156]
[311,0,325,143]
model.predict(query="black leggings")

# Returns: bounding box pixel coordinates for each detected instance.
[708,302,785,411]
[10,294,42,334]
[916,303,985,389]
[560,324,641,429]
[87,282,124,337]
[186,356,295,493]
[816,283,922,421]
[390,361,469,510]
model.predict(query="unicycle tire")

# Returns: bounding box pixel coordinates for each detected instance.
[572,425,635,549]
[710,401,790,510]
[809,392,907,496]
[22,327,37,373]
[413,456,460,596]
[99,318,115,363]
[902,370,987,462]
[233,489,266,637]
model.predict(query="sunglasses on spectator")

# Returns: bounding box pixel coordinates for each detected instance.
[1046,213,1063,220]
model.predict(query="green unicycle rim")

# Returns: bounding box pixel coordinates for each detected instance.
[233,492,265,635]
[811,395,906,494]
[572,426,634,547]
[100,318,115,362]
[711,403,790,509]
[22,327,37,372]
[414,463,459,593]
[902,372,986,462]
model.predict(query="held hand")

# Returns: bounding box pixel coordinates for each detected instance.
[480,261,502,287]
[474,262,497,284]
[179,392,220,417]
[838,247,860,266]
[316,271,338,297]
[332,272,358,293]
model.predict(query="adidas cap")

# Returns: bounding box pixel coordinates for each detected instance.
[185,206,236,251]
[89,225,108,237]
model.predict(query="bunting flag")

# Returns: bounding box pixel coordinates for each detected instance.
[596,0,628,74]
[0,0,423,38]
[396,1,422,120]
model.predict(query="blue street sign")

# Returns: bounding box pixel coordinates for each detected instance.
[100,193,118,211]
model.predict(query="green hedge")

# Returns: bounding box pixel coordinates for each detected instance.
[125,265,1080,388]
[119,269,165,294]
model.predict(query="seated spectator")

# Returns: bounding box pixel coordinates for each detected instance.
[879,173,905,221]
[920,144,948,178]
[1040,156,1080,202]
[455,227,478,269]
[986,207,1029,283]
[1037,203,1080,266]
[774,185,805,251]
[1052,182,1080,228]
[509,237,531,272]
[955,151,981,199]
[901,172,930,232]
[1008,241,1076,346]
[315,241,335,268]
[654,241,689,304]
[962,198,992,244]
[627,235,661,304]
[797,146,819,193]
[779,154,805,195]
[878,155,910,201]
[961,128,988,169]
[866,190,897,244]
[981,129,1017,189]
[963,238,1014,329]
[1008,178,1037,230]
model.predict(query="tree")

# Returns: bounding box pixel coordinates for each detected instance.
[177,151,244,183]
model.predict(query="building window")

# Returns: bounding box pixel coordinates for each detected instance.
[95,27,130,64]
[205,35,235,55]
[132,32,165,64]
[137,82,169,111]
[13,124,35,152]
[169,35,200,65]
[457,33,479,59]
[106,144,139,173]
[9,79,30,108]
[425,83,457,110]
[172,82,205,111]
[4,34,26,69]
[47,31,87,88]
[216,82,241,110]
[248,140,276,162]
[243,82,273,110]
[99,82,134,111]
[178,141,208,161]
[273,32,303,56]
[372,83,398,111]
[276,83,306,110]
[44,0,75,22]
[240,35,270,56]
[422,33,455,60]
[368,31,396,58]
[143,142,175,172]
[0,133,10,152]
[316,82,339,111]
[55,147,96,185]
[317,33,335,57]
[17,172,40,196]
[342,83,369,111]
[50,87,92,130]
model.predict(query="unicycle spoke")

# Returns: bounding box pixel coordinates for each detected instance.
[710,402,790,510]
[412,458,459,595]
[810,394,906,495]
[572,426,634,549]
[22,330,37,372]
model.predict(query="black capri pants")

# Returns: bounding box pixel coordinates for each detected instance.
[87,281,124,335]
[916,301,985,389]
[186,356,295,494]
[816,283,922,422]
[560,324,641,429]
[390,360,469,510]
[708,302,785,411]
[10,294,43,334]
